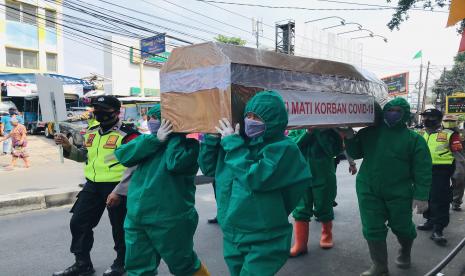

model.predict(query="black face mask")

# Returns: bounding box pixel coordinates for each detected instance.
[94,110,116,123]
[8,110,15,115]
[424,119,440,128]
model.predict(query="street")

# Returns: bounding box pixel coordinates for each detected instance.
[2,162,465,276]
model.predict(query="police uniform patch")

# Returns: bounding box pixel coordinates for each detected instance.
[103,135,119,149]
[85,134,96,147]
[436,132,448,142]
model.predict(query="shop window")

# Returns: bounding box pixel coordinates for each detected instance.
[5,48,21,68]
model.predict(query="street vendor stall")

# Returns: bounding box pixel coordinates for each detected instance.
[160,42,388,133]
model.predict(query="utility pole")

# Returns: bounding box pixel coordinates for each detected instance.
[252,18,262,49]
[416,60,423,123]
[421,61,430,113]
[139,53,145,97]
[442,67,447,112]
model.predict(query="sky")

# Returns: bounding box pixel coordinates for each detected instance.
[63,0,462,91]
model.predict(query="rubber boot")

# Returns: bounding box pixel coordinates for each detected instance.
[289,221,309,257]
[395,237,413,269]
[320,221,334,249]
[360,240,389,276]
[193,263,211,276]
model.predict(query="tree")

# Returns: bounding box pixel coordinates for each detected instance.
[214,35,246,46]
[386,0,465,33]
[432,52,465,108]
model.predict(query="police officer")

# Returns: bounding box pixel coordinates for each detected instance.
[53,96,138,276]
[417,109,463,245]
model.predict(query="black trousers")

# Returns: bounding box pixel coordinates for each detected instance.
[70,180,127,265]
[423,165,454,230]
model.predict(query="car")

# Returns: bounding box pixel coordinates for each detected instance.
[46,120,88,146]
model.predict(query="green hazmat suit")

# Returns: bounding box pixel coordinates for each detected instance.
[345,98,432,241]
[289,129,343,222]
[198,90,312,276]
[114,104,202,276]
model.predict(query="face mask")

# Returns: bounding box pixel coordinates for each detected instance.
[384,111,403,127]
[94,110,115,123]
[8,110,15,115]
[424,119,440,128]
[244,117,266,138]
[443,122,457,129]
[147,119,161,134]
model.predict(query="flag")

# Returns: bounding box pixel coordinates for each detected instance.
[413,50,422,59]
[447,0,465,27]
[459,31,465,53]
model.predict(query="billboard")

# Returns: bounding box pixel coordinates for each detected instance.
[140,34,166,59]
[381,72,409,96]
[446,95,465,114]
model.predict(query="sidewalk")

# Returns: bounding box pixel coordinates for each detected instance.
[0,135,83,215]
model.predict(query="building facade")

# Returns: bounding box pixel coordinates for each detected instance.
[0,0,64,74]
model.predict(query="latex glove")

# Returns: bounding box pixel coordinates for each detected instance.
[338,127,355,139]
[349,163,358,175]
[412,200,429,214]
[157,119,173,142]
[106,192,121,207]
[215,118,240,139]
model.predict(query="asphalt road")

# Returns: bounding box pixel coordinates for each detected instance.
[2,162,465,276]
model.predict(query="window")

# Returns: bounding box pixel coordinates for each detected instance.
[5,1,37,26]
[5,48,39,69]
[5,1,20,22]
[46,53,57,72]
[23,50,38,69]
[45,9,56,29]
[6,48,21,68]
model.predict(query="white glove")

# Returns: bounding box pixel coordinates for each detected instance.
[157,119,173,142]
[412,200,429,214]
[215,118,240,139]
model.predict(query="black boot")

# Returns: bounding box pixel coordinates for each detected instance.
[395,237,413,269]
[102,264,124,276]
[52,260,95,276]
[417,221,433,231]
[207,216,218,224]
[360,240,389,276]
[431,227,447,246]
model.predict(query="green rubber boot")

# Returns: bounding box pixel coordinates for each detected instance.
[395,237,413,269]
[360,240,389,276]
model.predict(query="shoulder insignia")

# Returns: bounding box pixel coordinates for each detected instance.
[103,135,119,149]
[85,133,96,147]
[436,132,448,142]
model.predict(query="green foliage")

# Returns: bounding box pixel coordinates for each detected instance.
[214,35,247,46]
[432,52,465,100]
[386,0,464,33]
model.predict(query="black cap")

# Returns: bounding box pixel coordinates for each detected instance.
[420,108,443,118]
[91,96,121,110]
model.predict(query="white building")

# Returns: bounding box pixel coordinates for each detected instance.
[0,0,64,74]
[104,35,170,97]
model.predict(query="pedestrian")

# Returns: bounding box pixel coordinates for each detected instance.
[113,104,210,276]
[417,109,463,245]
[53,96,139,276]
[0,118,30,170]
[441,114,465,211]
[136,114,150,134]
[344,98,432,275]
[198,90,312,276]
[1,107,18,155]
[288,128,343,257]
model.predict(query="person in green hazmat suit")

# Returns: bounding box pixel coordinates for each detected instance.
[288,128,343,256]
[198,91,312,276]
[114,104,210,276]
[343,98,432,276]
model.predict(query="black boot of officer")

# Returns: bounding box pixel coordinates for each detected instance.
[52,254,94,276]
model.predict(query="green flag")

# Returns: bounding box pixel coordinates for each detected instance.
[413,50,423,59]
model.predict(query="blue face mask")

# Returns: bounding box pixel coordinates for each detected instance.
[245,117,266,138]
[384,110,403,127]
[147,119,161,134]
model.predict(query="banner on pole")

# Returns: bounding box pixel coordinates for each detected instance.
[446,95,465,114]
[278,90,375,126]
[381,72,409,96]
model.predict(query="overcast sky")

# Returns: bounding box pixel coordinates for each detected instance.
[63,0,462,89]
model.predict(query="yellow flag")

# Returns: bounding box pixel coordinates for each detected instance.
[447,0,465,27]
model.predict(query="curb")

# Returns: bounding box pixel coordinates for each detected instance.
[0,189,79,216]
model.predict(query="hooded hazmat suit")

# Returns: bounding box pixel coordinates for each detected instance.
[114,105,204,276]
[289,129,343,223]
[198,91,312,276]
[345,98,432,241]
